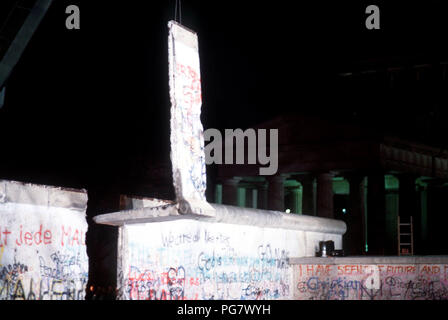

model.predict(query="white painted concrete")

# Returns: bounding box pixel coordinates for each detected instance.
[95,197,346,300]
[0,180,88,300]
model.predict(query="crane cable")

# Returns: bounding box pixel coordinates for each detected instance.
[174,0,182,24]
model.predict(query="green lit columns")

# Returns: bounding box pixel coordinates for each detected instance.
[384,175,399,255]
[294,173,335,218]
[267,175,303,214]
[416,178,429,251]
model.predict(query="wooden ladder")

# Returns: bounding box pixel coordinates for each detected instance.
[398,216,414,256]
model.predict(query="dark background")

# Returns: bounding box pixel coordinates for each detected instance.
[0,0,447,194]
[0,0,447,298]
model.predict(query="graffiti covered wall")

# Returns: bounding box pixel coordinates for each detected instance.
[0,180,88,300]
[294,262,448,300]
[168,21,208,208]
[119,219,303,300]
[94,198,345,300]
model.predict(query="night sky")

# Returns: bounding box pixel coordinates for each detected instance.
[0,0,447,192]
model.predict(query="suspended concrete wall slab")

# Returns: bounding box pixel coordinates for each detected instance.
[0,180,88,300]
[94,200,346,300]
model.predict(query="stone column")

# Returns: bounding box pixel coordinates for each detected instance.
[245,186,255,208]
[295,175,315,215]
[267,175,286,212]
[291,187,302,214]
[252,189,258,209]
[316,172,334,219]
[417,179,430,251]
[257,182,268,210]
[346,174,366,255]
[221,177,241,206]
[367,173,386,255]
[285,186,300,213]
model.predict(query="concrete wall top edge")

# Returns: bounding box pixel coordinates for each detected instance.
[210,204,346,235]
[93,204,181,226]
[289,256,448,265]
[94,200,346,236]
[0,179,87,211]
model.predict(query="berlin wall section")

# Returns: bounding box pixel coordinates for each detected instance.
[292,257,448,300]
[0,180,89,300]
[94,201,346,300]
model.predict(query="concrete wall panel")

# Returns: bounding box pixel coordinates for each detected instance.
[292,257,448,300]
[0,180,88,300]
[116,218,342,300]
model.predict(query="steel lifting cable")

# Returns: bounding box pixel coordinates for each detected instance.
[174,0,182,24]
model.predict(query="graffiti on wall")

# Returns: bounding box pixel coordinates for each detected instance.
[168,20,208,205]
[295,263,448,300]
[0,209,88,300]
[119,220,297,300]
